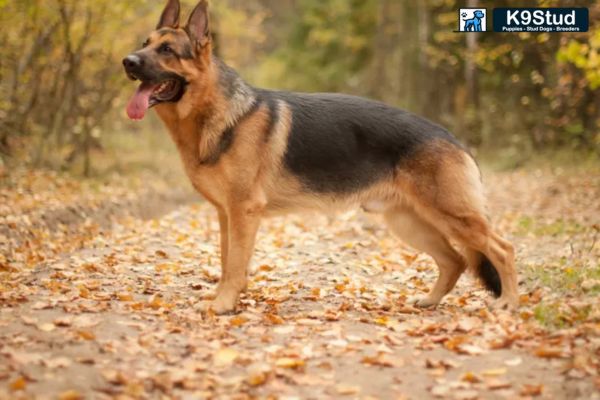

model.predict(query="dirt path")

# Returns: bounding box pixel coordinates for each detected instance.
[1,168,599,399]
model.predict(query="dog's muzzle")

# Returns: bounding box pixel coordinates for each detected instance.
[123,54,144,80]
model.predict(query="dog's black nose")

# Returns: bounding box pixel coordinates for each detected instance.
[122,54,144,71]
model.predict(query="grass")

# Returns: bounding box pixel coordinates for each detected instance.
[524,259,600,328]
[477,146,600,172]
[533,301,593,329]
[515,216,587,237]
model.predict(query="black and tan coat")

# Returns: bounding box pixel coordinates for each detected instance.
[122,0,519,314]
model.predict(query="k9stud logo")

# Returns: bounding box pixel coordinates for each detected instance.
[493,8,589,32]
[457,8,487,32]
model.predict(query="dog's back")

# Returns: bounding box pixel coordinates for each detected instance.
[257,90,462,194]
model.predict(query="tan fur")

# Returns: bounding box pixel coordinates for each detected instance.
[139,5,518,314]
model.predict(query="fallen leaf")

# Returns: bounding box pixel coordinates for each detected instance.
[53,317,72,327]
[482,367,507,376]
[486,378,511,390]
[335,384,361,395]
[504,357,522,366]
[430,384,450,398]
[461,372,481,383]
[214,348,239,367]
[38,323,56,332]
[520,384,543,396]
[246,363,270,387]
[229,315,248,327]
[275,357,305,369]
[59,390,83,400]
[43,357,72,369]
[76,330,96,340]
[10,376,26,391]
[102,370,128,385]
[534,346,565,359]
[117,292,133,301]
[453,389,479,400]
[361,353,399,368]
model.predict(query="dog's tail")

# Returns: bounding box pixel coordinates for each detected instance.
[466,249,502,297]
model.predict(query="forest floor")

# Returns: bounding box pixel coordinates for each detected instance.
[1,166,599,400]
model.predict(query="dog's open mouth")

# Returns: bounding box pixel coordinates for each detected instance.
[126,78,185,121]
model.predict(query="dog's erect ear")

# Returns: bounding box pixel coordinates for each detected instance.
[185,1,210,48]
[157,0,181,29]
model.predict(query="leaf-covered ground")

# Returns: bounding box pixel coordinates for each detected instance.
[1,167,599,399]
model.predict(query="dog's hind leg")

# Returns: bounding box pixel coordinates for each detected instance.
[384,207,466,307]
[401,149,519,309]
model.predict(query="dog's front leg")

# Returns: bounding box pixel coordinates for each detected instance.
[209,201,263,314]
[217,208,229,269]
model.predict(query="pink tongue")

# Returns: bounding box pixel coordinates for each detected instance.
[126,83,156,120]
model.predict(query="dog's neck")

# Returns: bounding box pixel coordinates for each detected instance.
[213,58,257,130]
[154,57,257,167]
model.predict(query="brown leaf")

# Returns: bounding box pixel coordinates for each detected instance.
[520,384,543,396]
[534,346,565,359]
[59,390,83,400]
[229,315,248,327]
[76,330,96,341]
[264,314,285,325]
[53,317,73,327]
[361,353,399,368]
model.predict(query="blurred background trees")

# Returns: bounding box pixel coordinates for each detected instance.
[0,0,598,176]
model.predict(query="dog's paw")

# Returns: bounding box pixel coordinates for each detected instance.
[489,296,518,311]
[414,296,439,309]
[195,296,238,315]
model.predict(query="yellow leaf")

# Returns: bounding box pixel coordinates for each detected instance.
[59,390,83,400]
[38,322,56,332]
[275,357,305,369]
[482,368,507,376]
[78,286,90,299]
[214,348,239,367]
[117,292,133,301]
[77,330,96,341]
[247,372,267,386]
[462,372,481,383]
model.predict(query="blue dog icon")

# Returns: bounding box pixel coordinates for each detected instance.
[463,10,485,31]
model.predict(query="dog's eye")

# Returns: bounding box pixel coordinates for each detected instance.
[142,40,150,48]
[159,44,174,54]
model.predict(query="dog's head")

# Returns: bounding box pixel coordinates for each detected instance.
[123,0,212,120]
[474,10,484,19]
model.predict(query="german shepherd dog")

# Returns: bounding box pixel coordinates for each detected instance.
[123,0,518,314]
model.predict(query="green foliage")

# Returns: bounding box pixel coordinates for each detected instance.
[557,28,600,89]
[260,0,377,92]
